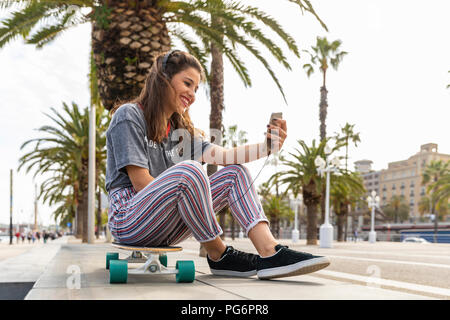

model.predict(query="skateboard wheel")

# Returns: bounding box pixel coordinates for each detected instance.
[109,260,128,284]
[175,260,195,283]
[159,254,168,267]
[106,252,119,269]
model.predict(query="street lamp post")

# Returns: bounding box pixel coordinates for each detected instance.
[289,193,303,243]
[315,145,341,248]
[367,190,380,243]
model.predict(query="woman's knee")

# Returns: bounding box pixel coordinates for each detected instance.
[175,160,208,185]
[224,164,251,178]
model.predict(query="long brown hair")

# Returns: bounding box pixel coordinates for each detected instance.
[111,50,205,143]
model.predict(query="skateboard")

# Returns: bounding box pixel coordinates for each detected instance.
[106,242,195,284]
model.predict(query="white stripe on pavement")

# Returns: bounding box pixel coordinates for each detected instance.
[326,255,450,269]
[316,270,450,298]
[320,249,450,260]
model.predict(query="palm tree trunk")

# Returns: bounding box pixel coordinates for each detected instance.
[75,204,83,239]
[306,203,318,245]
[319,85,328,227]
[337,214,345,241]
[207,27,225,178]
[92,1,171,110]
[81,189,89,243]
[319,85,328,142]
[80,159,89,243]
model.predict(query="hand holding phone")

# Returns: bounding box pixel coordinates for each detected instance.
[266,112,283,154]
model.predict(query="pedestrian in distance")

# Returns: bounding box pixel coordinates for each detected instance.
[21,233,25,243]
[105,50,330,280]
[43,231,49,244]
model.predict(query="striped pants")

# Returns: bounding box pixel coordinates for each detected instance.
[108,160,269,246]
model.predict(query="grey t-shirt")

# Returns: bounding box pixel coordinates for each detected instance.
[105,103,212,192]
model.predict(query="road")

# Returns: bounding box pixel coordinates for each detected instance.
[182,237,450,299]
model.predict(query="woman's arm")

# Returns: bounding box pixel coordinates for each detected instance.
[202,119,288,165]
[126,165,155,192]
[202,142,268,165]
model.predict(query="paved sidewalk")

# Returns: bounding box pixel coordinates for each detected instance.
[14,237,437,300]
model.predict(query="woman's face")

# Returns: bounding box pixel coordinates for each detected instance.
[169,67,200,115]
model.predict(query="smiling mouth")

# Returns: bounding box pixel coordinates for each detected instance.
[180,96,190,108]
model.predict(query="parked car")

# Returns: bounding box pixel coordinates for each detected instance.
[402,237,429,243]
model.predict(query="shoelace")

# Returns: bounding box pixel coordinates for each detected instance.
[227,247,257,263]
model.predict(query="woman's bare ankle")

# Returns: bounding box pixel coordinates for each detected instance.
[258,243,278,258]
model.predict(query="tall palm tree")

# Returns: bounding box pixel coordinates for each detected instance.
[302,37,347,225]
[422,160,450,242]
[303,36,348,142]
[18,101,109,242]
[1,0,325,110]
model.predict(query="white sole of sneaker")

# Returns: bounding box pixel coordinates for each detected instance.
[257,257,330,280]
[210,269,257,277]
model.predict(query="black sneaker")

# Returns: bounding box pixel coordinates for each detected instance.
[257,244,330,280]
[207,246,258,277]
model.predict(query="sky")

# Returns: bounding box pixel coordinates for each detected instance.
[0,0,449,226]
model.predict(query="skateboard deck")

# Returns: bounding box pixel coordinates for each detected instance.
[111,242,182,253]
[106,242,195,284]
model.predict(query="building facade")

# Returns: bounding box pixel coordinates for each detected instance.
[355,143,450,222]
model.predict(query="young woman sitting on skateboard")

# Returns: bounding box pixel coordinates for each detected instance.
[105,50,330,279]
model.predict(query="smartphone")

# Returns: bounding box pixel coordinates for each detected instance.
[270,112,283,124]
[267,112,283,152]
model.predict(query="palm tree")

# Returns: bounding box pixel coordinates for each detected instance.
[333,122,360,238]
[330,171,365,241]
[270,139,333,245]
[422,160,450,242]
[303,36,347,226]
[383,195,409,223]
[418,195,448,222]
[431,171,450,211]
[334,123,361,173]
[1,0,325,111]
[302,36,348,142]
[261,194,293,239]
[18,101,109,242]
